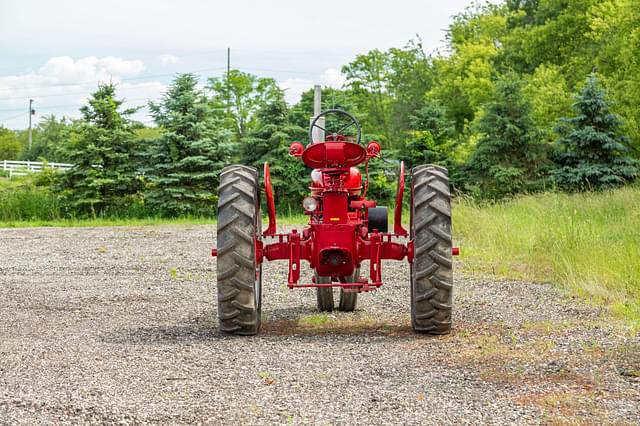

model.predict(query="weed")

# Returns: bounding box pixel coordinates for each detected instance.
[258,372,277,385]
[168,267,178,280]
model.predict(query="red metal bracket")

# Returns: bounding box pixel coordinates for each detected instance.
[288,230,301,284]
[263,162,277,237]
[394,161,408,236]
[288,282,382,293]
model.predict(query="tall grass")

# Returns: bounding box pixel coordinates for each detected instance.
[453,186,640,324]
[0,178,61,221]
[0,177,309,227]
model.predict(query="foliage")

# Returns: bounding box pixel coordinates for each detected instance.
[429,4,507,133]
[400,100,457,170]
[466,75,546,198]
[454,185,640,324]
[241,91,308,212]
[342,41,434,147]
[522,64,573,142]
[0,175,60,221]
[145,74,232,217]
[0,126,21,159]
[55,83,142,216]
[552,74,639,190]
[20,115,74,162]
[133,127,162,141]
[208,70,281,143]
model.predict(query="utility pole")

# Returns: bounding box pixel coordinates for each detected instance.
[311,85,324,143]
[28,99,34,154]
[226,47,231,116]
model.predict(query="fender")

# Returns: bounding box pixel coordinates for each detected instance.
[394,161,408,236]
[263,162,277,237]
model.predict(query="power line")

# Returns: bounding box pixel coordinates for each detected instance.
[0,82,177,101]
[239,66,324,75]
[0,96,157,112]
[0,66,228,93]
[0,64,329,95]
[0,111,28,122]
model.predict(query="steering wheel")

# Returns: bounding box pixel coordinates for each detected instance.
[309,109,362,145]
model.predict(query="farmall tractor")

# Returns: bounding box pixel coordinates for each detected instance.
[212,109,457,335]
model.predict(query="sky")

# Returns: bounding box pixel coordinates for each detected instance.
[0,0,494,129]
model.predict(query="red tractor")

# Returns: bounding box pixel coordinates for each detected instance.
[212,109,457,335]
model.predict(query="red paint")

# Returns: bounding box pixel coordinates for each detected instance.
[452,247,460,256]
[394,161,408,236]
[263,162,277,237]
[261,129,430,292]
[289,142,304,157]
[366,141,381,157]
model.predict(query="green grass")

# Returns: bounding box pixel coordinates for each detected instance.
[0,177,308,228]
[453,185,640,326]
[0,215,310,228]
[0,177,61,222]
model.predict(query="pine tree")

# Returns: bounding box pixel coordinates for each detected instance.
[552,74,639,190]
[241,92,307,212]
[56,83,141,216]
[401,100,456,170]
[466,74,546,198]
[145,74,232,217]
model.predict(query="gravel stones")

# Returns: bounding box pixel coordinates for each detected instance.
[0,225,638,424]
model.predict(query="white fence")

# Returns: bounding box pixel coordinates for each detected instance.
[1,160,74,178]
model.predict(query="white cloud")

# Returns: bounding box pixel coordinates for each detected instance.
[0,56,162,129]
[37,56,145,81]
[278,78,314,104]
[320,68,346,88]
[159,54,178,66]
[277,69,346,104]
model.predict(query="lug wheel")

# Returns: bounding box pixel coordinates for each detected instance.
[338,268,359,312]
[315,275,334,312]
[216,165,262,335]
[410,165,453,334]
[316,268,360,312]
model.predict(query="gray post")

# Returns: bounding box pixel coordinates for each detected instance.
[28,99,34,154]
[311,85,325,143]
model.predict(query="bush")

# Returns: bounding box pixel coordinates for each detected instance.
[0,177,61,221]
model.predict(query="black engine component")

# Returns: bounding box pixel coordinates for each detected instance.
[367,207,388,233]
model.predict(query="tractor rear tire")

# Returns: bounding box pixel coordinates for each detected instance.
[316,275,334,312]
[338,268,359,312]
[410,165,453,335]
[216,165,262,335]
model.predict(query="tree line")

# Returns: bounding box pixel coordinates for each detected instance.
[1,0,638,217]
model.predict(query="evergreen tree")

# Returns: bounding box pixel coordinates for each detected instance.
[242,92,307,212]
[146,74,232,216]
[552,74,639,190]
[22,115,73,162]
[56,83,141,216]
[466,74,546,198]
[401,100,456,170]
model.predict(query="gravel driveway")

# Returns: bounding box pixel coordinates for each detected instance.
[0,225,638,425]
